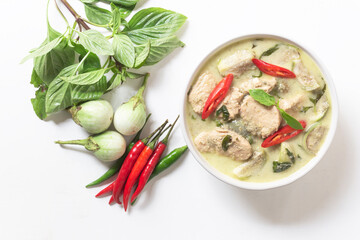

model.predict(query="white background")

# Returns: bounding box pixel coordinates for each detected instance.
[1,0,359,239]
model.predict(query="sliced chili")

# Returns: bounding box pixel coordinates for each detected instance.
[201,74,233,120]
[252,59,296,78]
[261,121,306,148]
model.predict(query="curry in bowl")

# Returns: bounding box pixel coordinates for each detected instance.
[185,37,331,183]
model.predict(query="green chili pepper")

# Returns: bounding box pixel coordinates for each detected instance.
[149,145,188,181]
[86,114,151,187]
[131,145,188,205]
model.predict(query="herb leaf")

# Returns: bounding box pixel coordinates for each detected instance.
[78,30,114,56]
[45,65,78,114]
[31,87,47,120]
[21,36,63,63]
[31,69,43,88]
[111,3,122,35]
[259,44,280,59]
[249,89,276,106]
[141,36,185,66]
[222,135,232,151]
[273,161,292,173]
[46,65,107,114]
[285,148,296,164]
[107,73,124,91]
[216,105,230,121]
[103,0,139,7]
[124,8,187,44]
[134,41,151,68]
[112,34,135,68]
[278,108,304,130]
[126,72,145,79]
[84,3,112,25]
[300,106,313,113]
[310,84,327,106]
[71,77,107,103]
[61,69,106,85]
[33,41,75,86]
[249,89,303,130]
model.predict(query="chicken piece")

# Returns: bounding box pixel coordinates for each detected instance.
[217,50,255,77]
[279,94,305,116]
[216,87,245,120]
[233,151,266,178]
[306,126,326,154]
[188,72,218,114]
[240,76,277,93]
[240,96,281,138]
[293,59,320,91]
[194,128,253,161]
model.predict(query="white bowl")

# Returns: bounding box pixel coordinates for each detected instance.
[180,34,339,190]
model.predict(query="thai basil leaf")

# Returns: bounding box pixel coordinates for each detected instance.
[111,4,122,35]
[102,0,138,7]
[61,69,106,85]
[71,77,107,103]
[273,161,292,173]
[31,87,47,120]
[300,106,313,113]
[124,8,187,44]
[249,89,303,130]
[84,3,112,25]
[81,0,98,3]
[79,53,101,73]
[46,65,107,114]
[138,35,185,66]
[47,20,61,41]
[107,73,124,91]
[45,64,78,114]
[286,148,296,164]
[249,89,276,106]
[126,71,144,79]
[33,40,75,86]
[21,36,63,63]
[112,34,135,68]
[31,69,43,88]
[134,41,150,68]
[222,135,232,151]
[78,29,114,55]
[310,84,326,106]
[216,105,230,121]
[260,44,280,59]
[278,108,303,130]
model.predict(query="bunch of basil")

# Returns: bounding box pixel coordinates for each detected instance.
[22,0,187,120]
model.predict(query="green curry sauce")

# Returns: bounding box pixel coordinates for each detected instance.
[186,38,331,183]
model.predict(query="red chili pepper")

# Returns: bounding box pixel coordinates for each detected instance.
[109,196,114,205]
[252,59,296,78]
[111,121,168,204]
[122,124,169,211]
[202,74,233,120]
[130,116,179,204]
[95,182,114,198]
[262,121,307,148]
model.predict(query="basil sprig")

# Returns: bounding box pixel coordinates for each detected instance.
[249,89,303,130]
[22,0,187,120]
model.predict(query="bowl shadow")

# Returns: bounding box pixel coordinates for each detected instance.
[223,119,352,224]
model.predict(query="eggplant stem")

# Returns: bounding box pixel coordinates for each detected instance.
[55,139,88,146]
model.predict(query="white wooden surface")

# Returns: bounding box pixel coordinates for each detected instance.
[1,0,359,239]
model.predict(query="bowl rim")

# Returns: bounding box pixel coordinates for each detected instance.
[180,33,339,190]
